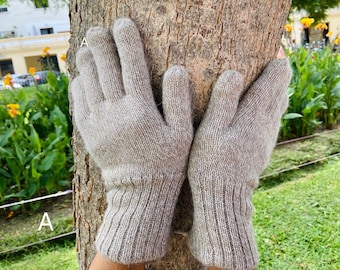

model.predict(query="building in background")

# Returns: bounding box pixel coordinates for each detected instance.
[0,0,69,77]
[285,7,340,49]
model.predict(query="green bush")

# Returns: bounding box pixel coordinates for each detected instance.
[316,49,340,129]
[281,47,340,140]
[0,72,72,210]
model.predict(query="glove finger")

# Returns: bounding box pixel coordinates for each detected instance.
[199,70,244,134]
[113,18,154,103]
[71,77,90,126]
[162,65,192,134]
[86,26,124,101]
[76,47,105,111]
[233,59,292,125]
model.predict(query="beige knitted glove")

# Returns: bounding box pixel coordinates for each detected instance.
[188,59,292,270]
[71,18,193,264]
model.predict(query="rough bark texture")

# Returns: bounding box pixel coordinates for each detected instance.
[69,1,291,269]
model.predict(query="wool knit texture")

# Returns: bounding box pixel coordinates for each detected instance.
[71,18,193,264]
[188,59,292,270]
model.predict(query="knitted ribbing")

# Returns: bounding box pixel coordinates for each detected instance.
[188,59,292,269]
[71,18,193,264]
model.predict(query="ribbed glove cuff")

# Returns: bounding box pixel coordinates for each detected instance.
[95,172,185,264]
[188,177,259,270]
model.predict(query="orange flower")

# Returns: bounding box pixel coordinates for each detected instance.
[60,53,66,61]
[42,46,50,58]
[4,73,12,86]
[284,24,292,33]
[7,104,20,110]
[301,17,314,28]
[326,31,333,37]
[6,210,14,219]
[29,67,36,76]
[315,23,328,31]
[6,104,21,118]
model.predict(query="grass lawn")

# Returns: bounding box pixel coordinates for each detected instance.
[254,157,340,269]
[0,158,339,269]
[0,195,74,252]
[0,241,77,270]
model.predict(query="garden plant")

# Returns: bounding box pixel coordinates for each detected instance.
[281,47,340,140]
[0,71,72,212]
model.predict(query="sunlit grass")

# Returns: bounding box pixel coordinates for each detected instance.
[254,158,340,269]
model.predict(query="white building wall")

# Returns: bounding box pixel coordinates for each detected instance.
[0,0,69,38]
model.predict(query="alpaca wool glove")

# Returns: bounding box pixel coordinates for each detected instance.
[71,18,193,264]
[188,59,292,270]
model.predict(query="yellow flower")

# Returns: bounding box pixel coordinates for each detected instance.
[326,31,333,37]
[43,46,50,54]
[284,24,292,33]
[29,67,36,76]
[301,17,314,28]
[335,37,339,45]
[60,53,66,61]
[6,104,20,110]
[4,73,12,86]
[6,104,21,118]
[315,23,328,31]
[42,46,50,58]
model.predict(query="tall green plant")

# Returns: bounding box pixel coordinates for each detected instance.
[282,48,327,139]
[316,49,340,129]
[0,72,72,211]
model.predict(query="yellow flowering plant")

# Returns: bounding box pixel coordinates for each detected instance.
[284,24,292,33]
[3,73,12,88]
[60,53,66,61]
[6,103,21,118]
[29,67,36,77]
[301,17,315,28]
[281,47,340,140]
[38,46,57,71]
[315,23,328,31]
[0,65,72,211]
[326,31,333,38]
[41,46,50,58]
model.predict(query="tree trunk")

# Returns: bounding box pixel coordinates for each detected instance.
[69,1,291,269]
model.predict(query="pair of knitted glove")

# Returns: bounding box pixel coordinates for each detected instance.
[71,18,292,270]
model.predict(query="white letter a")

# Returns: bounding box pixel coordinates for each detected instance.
[38,212,54,231]
[80,37,88,47]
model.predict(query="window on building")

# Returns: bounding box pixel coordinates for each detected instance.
[38,55,60,71]
[0,7,8,13]
[0,59,15,77]
[34,0,49,8]
[40,28,54,35]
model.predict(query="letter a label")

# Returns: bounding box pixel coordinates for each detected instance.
[80,37,88,47]
[38,212,54,231]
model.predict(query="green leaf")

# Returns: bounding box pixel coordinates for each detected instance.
[0,128,14,147]
[330,81,340,97]
[29,125,41,153]
[283,113,303,120]
[0,146,13,157]
[39,150,57,171]
[27,182,37,197]
[14,142,26,166]
[30,112,42,122]
[0,179,6,196]
[50,105,68,130]
[40,171,54,192]
[0,167,11,178]
[58,180,70,187]
[47,72,58,88]
[4,189,27,200]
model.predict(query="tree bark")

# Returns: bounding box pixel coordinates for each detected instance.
[69,1,291,269]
